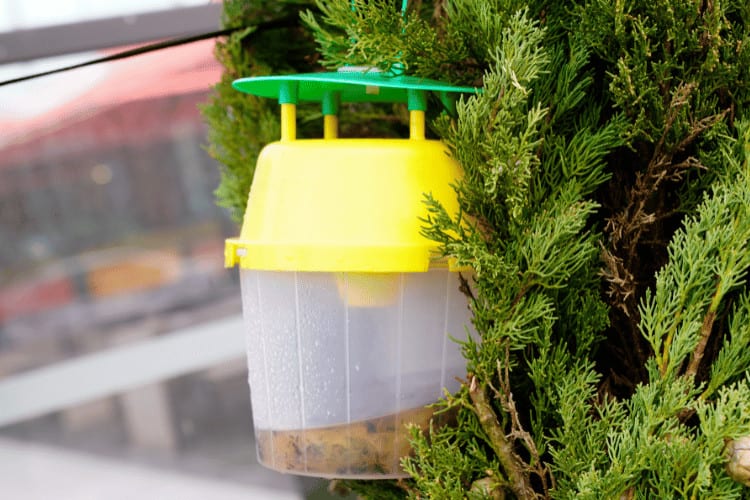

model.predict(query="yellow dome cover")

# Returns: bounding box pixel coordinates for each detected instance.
[225,138,462,273]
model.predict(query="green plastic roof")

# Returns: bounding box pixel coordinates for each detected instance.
[232,69,479,111]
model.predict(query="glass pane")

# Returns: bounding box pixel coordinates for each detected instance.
[0,38,339,498]
[0,0,209,31]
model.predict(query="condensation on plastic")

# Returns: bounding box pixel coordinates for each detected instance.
[239,268,475,478]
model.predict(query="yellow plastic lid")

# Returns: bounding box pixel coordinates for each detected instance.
[225,138,462,273]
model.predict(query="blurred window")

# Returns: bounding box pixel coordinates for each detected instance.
[0,0,210,31]
[0,11,316,494]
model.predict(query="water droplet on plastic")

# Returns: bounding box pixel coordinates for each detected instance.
[354,364,360,372]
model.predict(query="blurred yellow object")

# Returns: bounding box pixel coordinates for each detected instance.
[335,272,401,307]
[86,250,181,298]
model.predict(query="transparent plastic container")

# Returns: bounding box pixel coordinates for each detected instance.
[240,267,474,478]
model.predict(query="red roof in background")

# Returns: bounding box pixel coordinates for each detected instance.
[0,39,223,166]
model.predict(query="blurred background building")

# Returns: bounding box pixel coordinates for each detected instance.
[0,2,332,498]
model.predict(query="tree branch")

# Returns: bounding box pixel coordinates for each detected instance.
[685,300,719,379]
[600,79,729,391]
[469,375,537,499]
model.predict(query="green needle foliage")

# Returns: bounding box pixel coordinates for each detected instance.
[204,0,750,497]
[201,0,321,222]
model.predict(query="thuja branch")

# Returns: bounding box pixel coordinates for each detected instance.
[639,135,750,388]
[469,375,536,499]
[601,84,729,389]
[686,243,750,380]
[605,107,726,314]
[685,297,720,380]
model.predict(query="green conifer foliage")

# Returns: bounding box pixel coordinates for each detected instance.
[204,0,750,497]
[201,0,323,222]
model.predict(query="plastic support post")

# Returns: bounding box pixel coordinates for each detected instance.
[324,115,339,139]
[280,104,296,141]
[322,91,340,139]
[438,91,457,115]
[278,81,299,105]
[407,89,426,139]
[407,88,427,111]
[279,81,298,141]
[409,110,425,140]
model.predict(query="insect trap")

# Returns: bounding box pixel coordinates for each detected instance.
[225,69,478,478]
